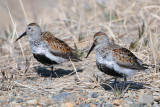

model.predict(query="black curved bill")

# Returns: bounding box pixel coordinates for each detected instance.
[15,31,27,42]
[86,43,96,58]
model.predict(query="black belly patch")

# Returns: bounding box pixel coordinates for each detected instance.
[96,62,123,77]
[33,54,58,65]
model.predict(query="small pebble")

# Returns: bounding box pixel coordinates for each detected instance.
[16,98,23,103]
[65,102,73,107]
[113,99,123,106]
[138,94,154,104]
[100,103,113,107]
[65,94,78,102]
[125,93,129,97]
[52,93,71,104]
[129,103,147,107]
[9,98,14,102]
[91,92,99,98]
[154,96,160,102]
[79,103,90,107]
[26,99,38,105]
[154,105,160,107]
[10,101,21,107]
[90,104,96,107]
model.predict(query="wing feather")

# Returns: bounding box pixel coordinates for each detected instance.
[42,32,81,62]
[112,47,147,70]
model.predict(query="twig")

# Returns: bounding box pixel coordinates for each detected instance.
[69,57,80,81]
[19,0,29,24]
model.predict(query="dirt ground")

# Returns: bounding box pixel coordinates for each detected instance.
[0,0,160,106]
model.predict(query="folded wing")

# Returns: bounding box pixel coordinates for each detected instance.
[112,47,148,70]
[43,32,81,62]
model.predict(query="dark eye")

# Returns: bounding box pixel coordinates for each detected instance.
[28,27,31,29]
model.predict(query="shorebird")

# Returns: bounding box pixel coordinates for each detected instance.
[86,32,148,88]
[15,23,81,71]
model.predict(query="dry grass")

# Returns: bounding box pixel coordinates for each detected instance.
[0,0,160,104]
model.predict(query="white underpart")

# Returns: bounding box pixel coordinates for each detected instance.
[29,41,67,63]
[95,49,138,77]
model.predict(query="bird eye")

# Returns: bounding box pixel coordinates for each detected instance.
[28,27,31,29]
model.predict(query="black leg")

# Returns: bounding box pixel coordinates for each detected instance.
[113,78,117,85]
[50,66,53,80]
[51,66,53,71]
[113,78,117,88]
[122,77,127,90]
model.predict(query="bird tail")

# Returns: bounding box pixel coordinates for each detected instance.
[70,56,82,62]
[68,52,82,62]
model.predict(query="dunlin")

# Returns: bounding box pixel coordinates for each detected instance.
[15,23,81,71]
[86,32,148,88]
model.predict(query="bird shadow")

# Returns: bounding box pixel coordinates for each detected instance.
[35,66,83,78]
[100,81,145,91]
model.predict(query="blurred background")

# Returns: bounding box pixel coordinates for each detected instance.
[0,0,160,106]
[0,0,160,64]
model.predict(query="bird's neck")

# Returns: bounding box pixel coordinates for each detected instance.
[95,42,109,56]
[97,42,109,50]
[29,37,45,54]
[28,34,42,42]
[28,34,43,51]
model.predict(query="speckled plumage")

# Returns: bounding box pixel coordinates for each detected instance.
[16,23,80,67]
[86,32,148,85]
